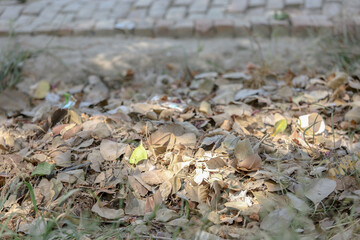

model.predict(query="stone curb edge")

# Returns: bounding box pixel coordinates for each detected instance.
[1,15,360,39]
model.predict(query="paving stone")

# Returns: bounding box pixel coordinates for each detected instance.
[212,0,230,6]
[290,14,332,37]
[92,11,112,20]
[343,0,360,8]
[53,13,74,25]
[166,7,186,20]
[267,0,284,9]
[174,0,192,6]
[134,19,154,36]
[23,1,47,15]
[37,4,61,21]
[0,1,18,7]
[62,2,82,13]
[115,20,135,34]
[12,15,36,34]
[207,7,225,19]
[128,8,147,19]
[0,19,10,36]
[99,0,116,10]
[0,6,23,20]
[353,17,360,39]
[195,19,214,37]
[189,0,210,13]
[134,0,152,8]
[76,3,96,19]
[214,19,234,36]
[51,0,72,7]
[311,15,333,35]
[333,19,354,38]
[188,13,206,19]
[250,16,271,37]
[304,0,322,9]
[249,0,266,7]
[94,19,115,35]
[284,0,303,6]
[246,7,264,16]
[33,23,57,35]
[73,20,95,35]
[270,18,289,36]
[113,3,131,19]
[227,0,248,13]
[290,15,313,37]
[234,20,250,36]
[173,19,193,37]
[155,19,176,37]
[323,2,341,18]
[149,0,170,18]
[57,23,74,36]
[13,15,34,27]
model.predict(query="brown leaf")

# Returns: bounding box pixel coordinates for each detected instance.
[236,153,262,171]
[234,138,254,161]
[50,108,68,128]
[206,157,227,169]
[54,150,72,167]
[328,72,348,89]
[159,180,172,200]
[141,170,174,185]
[128,176,148,197]
[91,201,124,219]
[99,139,126,161]
[184,182,208,203]
[63,125,82,140]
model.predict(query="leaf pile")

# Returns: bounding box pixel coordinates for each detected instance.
[0,69,359,239]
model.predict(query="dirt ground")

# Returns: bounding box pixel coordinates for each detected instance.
[0,35,335,92]
[1,34,360,239]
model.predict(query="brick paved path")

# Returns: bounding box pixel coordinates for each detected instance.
[0,0,359,38]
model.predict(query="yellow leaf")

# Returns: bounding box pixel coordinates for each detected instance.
[69,110,82,124]
[129,140,147,165]
[34,81,50,99]
[328,168,336,177]
[272,119,287,137]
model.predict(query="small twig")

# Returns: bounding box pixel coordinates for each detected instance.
[61,162,91,173]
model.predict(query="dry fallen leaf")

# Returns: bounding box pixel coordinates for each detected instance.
[100,139,126,161]
[91,201,124,219]
[33,81,50,99]
[298,113,325,135]
[140,170,174,185]
[305,178,336,205]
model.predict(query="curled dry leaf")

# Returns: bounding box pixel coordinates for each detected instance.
[54,150,72,167]
[159,180,172,200]
[234,138,254,161]
[91,201,124,219]
[345,107,360,123]
[155,208,178,222]
[125,192,146,216]
[327,72,348,90]
[236,153,262,171]
[140,169,174,185]
[260,208,294,233]
[184,182,208,203]
[99,139,126,161]
[128,176,148,197]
